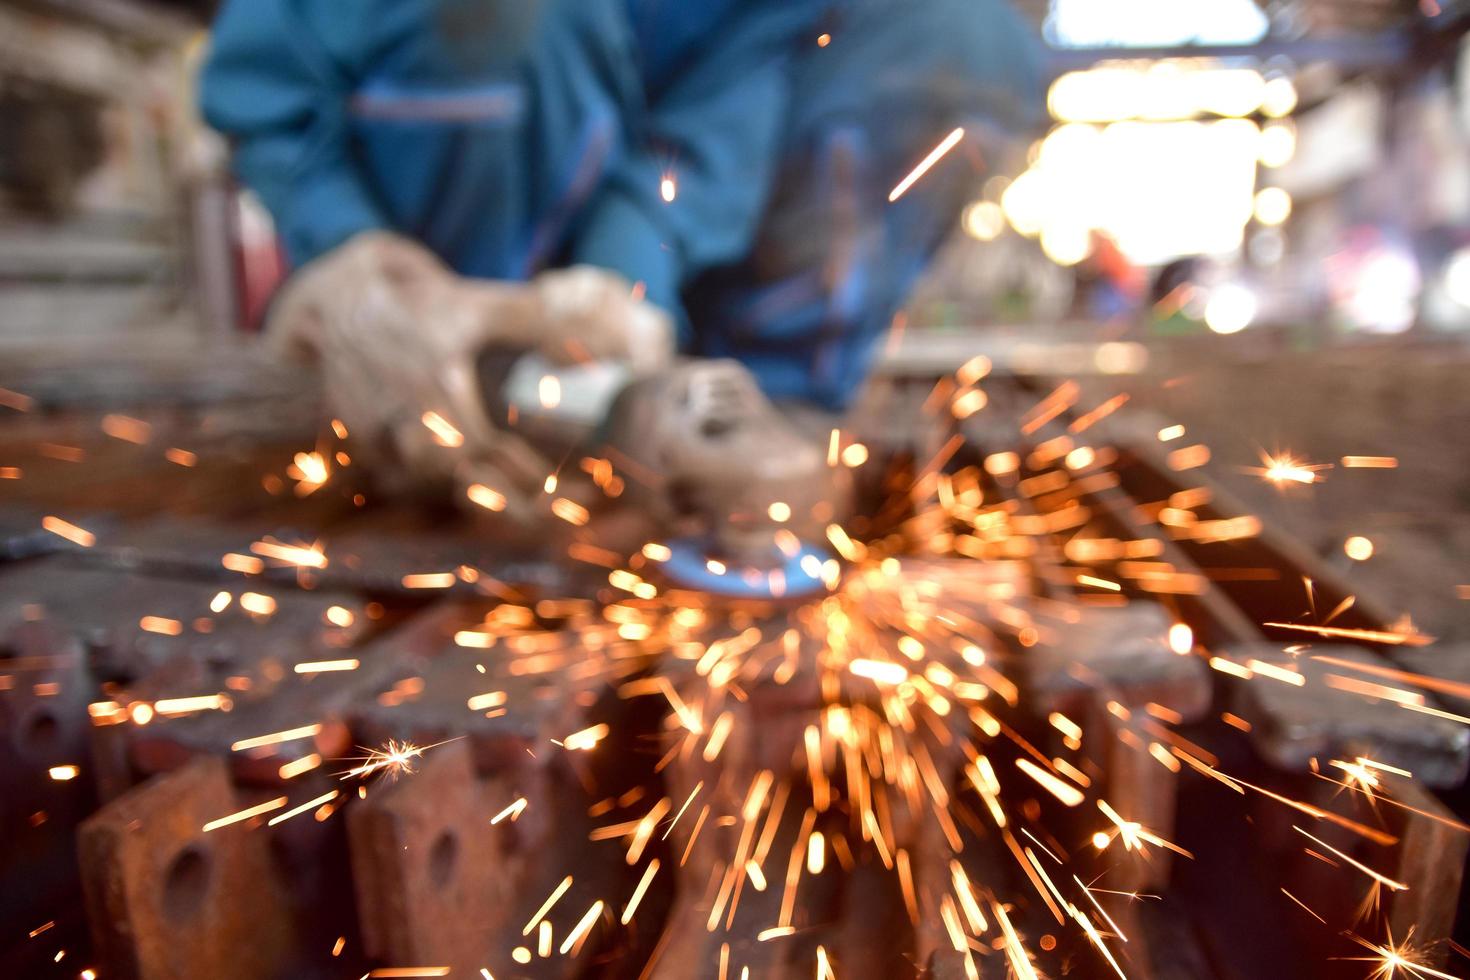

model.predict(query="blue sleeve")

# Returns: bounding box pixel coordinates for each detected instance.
[570,3,819,323]
[200,0,431,265]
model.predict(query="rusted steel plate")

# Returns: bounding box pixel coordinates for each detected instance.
[152,604,454,789]
[1385,778,1468,967]
[1020,602,1209,722]
[0,615,92,793]
[0,556,371,797]
[1014,602,1208,889]
[347,736,630,978]
[651,594,975,980]
[347,740,510,972]
[0,614,99,937]
[337,599,651,974]
[648,788,915,980]
[1227,642,1470,787]
[924,948,1012,978]
[0,558,369,687]
[1399,643,1470,715]
[0,509,71,562]
[74,515,581,598]
[77,756,294,980]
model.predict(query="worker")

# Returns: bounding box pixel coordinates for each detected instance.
[200,0,1042,543]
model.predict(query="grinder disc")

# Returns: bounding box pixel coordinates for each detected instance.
[659,537,831,600]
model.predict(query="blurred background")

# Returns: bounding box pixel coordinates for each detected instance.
[8,0,1470,346]
[5,0,1467,340]
[3,0,1466,636]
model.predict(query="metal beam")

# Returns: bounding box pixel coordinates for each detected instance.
[1045,32,1413,74]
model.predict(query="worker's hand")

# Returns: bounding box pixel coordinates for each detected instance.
[264,232,542,510]
[265,233,670,516]
[528,265,675,373]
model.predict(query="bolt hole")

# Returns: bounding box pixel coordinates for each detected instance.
[428,830,458,889]
[163,845,211,924]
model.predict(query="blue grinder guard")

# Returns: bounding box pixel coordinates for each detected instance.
[660,537,832,600]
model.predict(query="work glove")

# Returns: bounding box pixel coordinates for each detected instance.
[265,232,673,518]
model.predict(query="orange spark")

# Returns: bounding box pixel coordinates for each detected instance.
[1247,450,1330,486]
[342,739,437,781]
[1268,622,1432,646]
[279,755,322,779]
[267,790,338,826]
[293,659,359,674]
[559,900,603,955]
[249,538,327,568]
[231,724,322,752]
[139,616,183,636]
[622,859,660,924]
[491,798,527,824]
[41,517,94,548]
[888,127,965,202]
[467,484,507,512]
[101,414,150,444]
[202,796,288,832]
[1016,758,1085,807]
[563,723,610,751]
[1292,825,1407,890]
[401,572,457,589]
[420,411,464,447]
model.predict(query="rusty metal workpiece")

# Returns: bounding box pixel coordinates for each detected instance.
[348,740,518,973]
[923,948,1013,978]
[126,591,417,789]
[648,788,916,980]
[0,555,371,797]
[1398,643,1470,716]
[344,602,650,976]
[77,756,295,980]
[1227,642,1470,787]
[1015,601,1209,890]
[1018,602,1208,720]
[650,580,986,980]
[0,557,370,691]
[1220,642,1470,967]
[71,514,586,599]
[0,614,99,943]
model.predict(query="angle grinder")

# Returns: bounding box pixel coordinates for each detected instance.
[478,348,846,599]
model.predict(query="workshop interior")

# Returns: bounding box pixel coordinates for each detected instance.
[4,0,1470,978]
